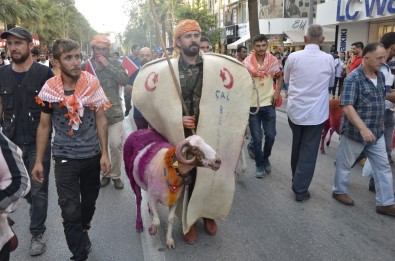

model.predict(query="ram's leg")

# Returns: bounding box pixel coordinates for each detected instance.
[320,119,330,154]
[327,128,335,147]
[166,204,178,249]
[148,197,160,235]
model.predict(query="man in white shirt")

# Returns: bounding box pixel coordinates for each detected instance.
[284,24,335,202]
[38,52,49,67]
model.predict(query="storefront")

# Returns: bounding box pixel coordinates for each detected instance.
[227,23,250,51]
[259,18,336,52]
[316,0,395,52]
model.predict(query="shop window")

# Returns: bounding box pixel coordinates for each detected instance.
[378,25,395,40]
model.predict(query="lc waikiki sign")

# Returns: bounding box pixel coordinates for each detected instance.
[336,0,395,21]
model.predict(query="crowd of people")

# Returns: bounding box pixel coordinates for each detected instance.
[0,21,395,261]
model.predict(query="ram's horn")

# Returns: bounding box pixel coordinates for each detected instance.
[175,139,196,164]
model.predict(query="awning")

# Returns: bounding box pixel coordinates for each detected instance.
[284,28,336,45]
[227,35,250,49]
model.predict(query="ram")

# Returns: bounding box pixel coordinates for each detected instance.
[123,128,221,249]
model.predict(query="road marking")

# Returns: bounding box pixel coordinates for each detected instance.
[141,191,166,261]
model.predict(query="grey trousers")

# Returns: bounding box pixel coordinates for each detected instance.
[288,118,323,195]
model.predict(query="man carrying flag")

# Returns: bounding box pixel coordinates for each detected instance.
[82,35,128,190]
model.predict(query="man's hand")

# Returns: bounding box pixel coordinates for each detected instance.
[100,154,112,176]
[360,127,376,143]
[183,115,196,130]
[271,92,280,107]
[95,54,109,68]
[31,163,44,183]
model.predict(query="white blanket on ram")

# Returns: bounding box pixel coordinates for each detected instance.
[132,52,253,233]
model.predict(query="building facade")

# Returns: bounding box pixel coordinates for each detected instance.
[204,0,335,54]
[316,0,395,53]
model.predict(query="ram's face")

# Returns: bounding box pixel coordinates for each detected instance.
[186,136,221,171]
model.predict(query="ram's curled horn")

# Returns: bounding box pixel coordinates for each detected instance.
[175,139,196,164]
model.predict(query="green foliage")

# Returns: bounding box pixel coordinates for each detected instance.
[0,0,40,29]
[123,0,216,53]
[0,0,96,52]
[175,0,215,36]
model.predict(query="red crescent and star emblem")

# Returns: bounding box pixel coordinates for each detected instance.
[145,72,159,91]
[219,68,234,89]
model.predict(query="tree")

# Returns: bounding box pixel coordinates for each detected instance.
[0,0,39,30]
[0,0,96,52]
[123,0,216,53]
[248,0,260,40]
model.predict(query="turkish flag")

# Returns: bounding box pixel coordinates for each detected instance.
[122,56,139,78]
[84,59,97,77]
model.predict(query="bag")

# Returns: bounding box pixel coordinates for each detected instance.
[341,69,347,79]
[7,217,18,252]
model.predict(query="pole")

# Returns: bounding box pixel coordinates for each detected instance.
[148,0,195,134]
[308,0,314,25]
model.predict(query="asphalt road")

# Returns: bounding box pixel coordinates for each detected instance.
[9,105,395,261]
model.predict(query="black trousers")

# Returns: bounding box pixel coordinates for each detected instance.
[54,154,101,261]
[288,118,323,196]
[124,92,132,116]
[332,77,344,97]
[0,241,10,261]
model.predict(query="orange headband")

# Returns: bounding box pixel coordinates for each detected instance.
[173,19,201,52]
[91,35,111,48]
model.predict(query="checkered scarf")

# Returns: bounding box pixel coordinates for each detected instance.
[243,51,281,79]
[36,71,111,135]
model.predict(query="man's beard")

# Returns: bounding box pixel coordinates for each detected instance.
[181,43,199,57]
[63,68,81,80]
[11,51,30,64]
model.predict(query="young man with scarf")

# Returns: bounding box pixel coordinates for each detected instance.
[32,39,111,261]
[243,34,283,179]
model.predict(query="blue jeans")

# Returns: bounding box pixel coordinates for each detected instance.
[384,109,394,157]
[333,135,395,206]
[248,106,276,168]
[18,142,51,235]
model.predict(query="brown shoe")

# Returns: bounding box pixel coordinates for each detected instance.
[203,218,217,235]
[332,193,354,205]
[376,205,395,217]
[184,224,197,245]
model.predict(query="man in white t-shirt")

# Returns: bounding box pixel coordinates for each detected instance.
[38,52,49,67]
[284,24,335,202]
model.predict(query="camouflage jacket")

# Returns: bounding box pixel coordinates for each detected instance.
[82,58,128,125]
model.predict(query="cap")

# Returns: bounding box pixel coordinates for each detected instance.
[1,27,33,42]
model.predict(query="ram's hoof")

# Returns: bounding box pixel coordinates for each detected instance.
[136,227,143,233]
[148,226,157,235]
[166,238,175,249]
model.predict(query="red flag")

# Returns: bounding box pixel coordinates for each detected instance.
[122,56,139,78]
[85,60,97,77]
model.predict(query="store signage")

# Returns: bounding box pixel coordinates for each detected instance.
[291,20,307,30]
[339,29,347,52]
[337,0,395,21]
